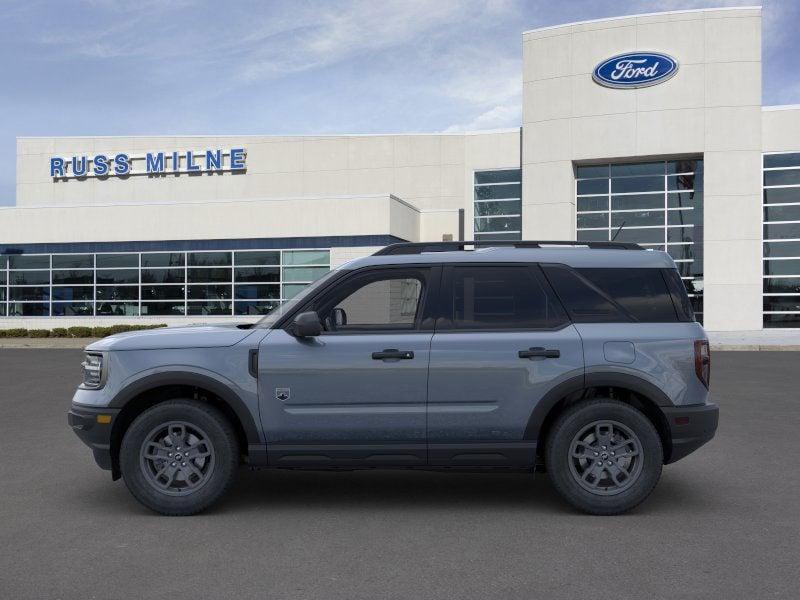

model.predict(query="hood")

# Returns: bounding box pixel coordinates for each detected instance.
[86,324,258,352]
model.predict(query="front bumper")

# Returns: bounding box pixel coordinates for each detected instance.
[662,402,719,464]
[68,404,121,471]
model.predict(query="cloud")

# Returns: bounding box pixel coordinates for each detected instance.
[234,0,480,82]
[443,103,521,132]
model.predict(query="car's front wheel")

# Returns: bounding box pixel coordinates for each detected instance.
[545,399,663,515]
[120,400,239,515]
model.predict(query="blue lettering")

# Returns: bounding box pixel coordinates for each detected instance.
[50,157,65,177]
[230,148,246,170]
[114,153,130,175]
[186,151,200,172]
[146,152,165,173]
[171,151,180,172]
[205,149,222,170]
[93,155,109,176]
[72,156,88,177]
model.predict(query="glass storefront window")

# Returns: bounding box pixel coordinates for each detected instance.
[474,169,522,241]
[234,267,280,282]
[10,287,50,301]
[52,270,93,285]
[96,302,138,316]
[283,250,329,266]
[188,252,232,267]
[52,302,94,316]
[52,286,94,301]
[141,253,184,268]
[234,251,279,266]
[9,271,50,286]
[187,268,231,283]
[763,153,800,328]
[9,255,49,269]
[576,159,704,322]
[0,248,330,319]
[187,285,232,300]
[96,269,138,284]
[141,302,186,316]
[142,268,184,284]
[52,254,93,269]
[96,254,138,268]
[8,303,49,316]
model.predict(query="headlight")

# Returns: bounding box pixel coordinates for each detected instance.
[81,353,105,389]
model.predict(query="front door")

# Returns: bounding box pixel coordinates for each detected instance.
[427,264,584,467]
[258,266,439,467]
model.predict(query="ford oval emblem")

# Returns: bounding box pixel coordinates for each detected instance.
[593,52,679,89]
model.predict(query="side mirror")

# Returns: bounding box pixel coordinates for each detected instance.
[291,311,322,338]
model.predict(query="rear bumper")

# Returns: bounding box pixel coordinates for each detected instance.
[67,404,121,471]
[663,402,719,464]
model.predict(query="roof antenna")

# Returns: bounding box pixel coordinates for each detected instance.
[611,220,626,241]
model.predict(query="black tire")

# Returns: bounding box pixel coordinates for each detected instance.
[545,399,663,515]
[120,399,239,516]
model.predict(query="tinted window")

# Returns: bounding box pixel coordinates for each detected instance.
[542,266,627,323]
[52,254,93,269]
[578,268,678,322]
[96,269,138,284]
[188,252,231,266]
[141,253,184,268]
[9,255,49,269]
[447,266,567,330]
[96,253,138,268]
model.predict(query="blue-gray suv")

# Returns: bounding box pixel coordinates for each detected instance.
[68,241,718,515]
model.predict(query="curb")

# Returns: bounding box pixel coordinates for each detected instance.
[710,344,800,352]
[0,338,100,349]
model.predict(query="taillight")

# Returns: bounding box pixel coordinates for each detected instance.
[694,340,710,388]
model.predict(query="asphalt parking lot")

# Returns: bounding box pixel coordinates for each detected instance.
[0,349,798,599]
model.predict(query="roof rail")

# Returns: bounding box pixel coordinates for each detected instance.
[373,240,643,256]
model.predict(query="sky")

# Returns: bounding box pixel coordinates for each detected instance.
[1,0,799,206]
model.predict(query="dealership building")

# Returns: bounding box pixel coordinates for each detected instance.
[2,5,799,332]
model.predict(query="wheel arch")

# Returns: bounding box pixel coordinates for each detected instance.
[526,373,674,465]
[108,371,261,480]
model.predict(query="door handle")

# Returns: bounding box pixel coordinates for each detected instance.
[372,349,414,360]
[518,347,560,359]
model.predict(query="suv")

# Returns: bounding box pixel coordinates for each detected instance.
[68,241,718,516]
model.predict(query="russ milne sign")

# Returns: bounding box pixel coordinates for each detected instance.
[592,52,678,89]
[50,148,246,179]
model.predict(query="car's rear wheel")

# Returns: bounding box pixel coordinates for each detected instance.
[545,399,663,515]
[120,400,239,515]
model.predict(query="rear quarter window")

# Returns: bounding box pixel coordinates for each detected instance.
[577,268,679,322]
[542,266,628,323]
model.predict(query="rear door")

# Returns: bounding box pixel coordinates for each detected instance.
[427,264,584,467]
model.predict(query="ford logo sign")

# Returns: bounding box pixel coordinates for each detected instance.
[593,52,678,89]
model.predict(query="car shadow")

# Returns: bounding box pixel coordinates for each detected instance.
[69,467,715,518]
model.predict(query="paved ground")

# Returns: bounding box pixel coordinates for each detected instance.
[0,350,797,600]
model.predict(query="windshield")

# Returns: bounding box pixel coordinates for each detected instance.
[255,269,340,328]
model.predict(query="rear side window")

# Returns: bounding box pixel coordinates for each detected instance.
[542,266,628,323]
[445,265,567,330]
[577,268,678,322]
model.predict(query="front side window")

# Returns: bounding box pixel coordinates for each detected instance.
[445,265,566,330]
[315,270,427,332]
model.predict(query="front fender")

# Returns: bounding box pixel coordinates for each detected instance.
[109,368,262,445]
